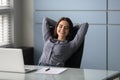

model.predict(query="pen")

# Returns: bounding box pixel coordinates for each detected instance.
[45,67,50,71]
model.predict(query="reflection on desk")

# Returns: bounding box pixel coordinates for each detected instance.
[0,65,119,80]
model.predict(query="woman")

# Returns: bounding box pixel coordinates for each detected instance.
[39,17,89,67]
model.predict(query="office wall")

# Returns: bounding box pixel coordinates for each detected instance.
[14,0,34,47]
[14,0,22,47]
[21,0,34,47]
[108,0,120,71]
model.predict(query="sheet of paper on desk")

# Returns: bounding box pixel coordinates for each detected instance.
[36,67,67,74]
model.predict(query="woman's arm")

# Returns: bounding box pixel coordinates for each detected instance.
[70,23,89,51]
[42,17,57,42]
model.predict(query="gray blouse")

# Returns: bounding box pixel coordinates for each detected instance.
[39,17,89,67]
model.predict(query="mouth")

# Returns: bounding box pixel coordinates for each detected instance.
[60,32,65,35]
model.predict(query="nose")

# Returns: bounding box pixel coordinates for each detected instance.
[61,28,65,32]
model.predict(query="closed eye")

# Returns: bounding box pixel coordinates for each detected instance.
[58,24,63,28]
[58,24,69,29]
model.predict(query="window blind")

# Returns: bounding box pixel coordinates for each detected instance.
[0,0,12,46]
[0,0,9,7]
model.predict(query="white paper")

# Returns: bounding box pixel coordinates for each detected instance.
[36,67,67,74]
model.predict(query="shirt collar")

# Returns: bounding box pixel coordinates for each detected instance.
[50,38,68,44]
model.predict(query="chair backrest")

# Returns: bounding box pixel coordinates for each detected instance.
[64,40,84,68]
[64,25,85,68]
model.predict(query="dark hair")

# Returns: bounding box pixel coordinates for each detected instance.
[53,17,73,41]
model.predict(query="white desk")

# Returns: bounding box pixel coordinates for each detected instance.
[0,65,119,80]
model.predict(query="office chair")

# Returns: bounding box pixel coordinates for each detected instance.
[64,26,85,68]
[64,40,84,68]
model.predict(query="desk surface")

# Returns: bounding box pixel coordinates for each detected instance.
[0,65,119,80]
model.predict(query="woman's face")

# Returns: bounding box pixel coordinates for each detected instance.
[57,20,69,41]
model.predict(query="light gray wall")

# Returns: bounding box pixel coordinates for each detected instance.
[14,0,22,47]
[14,0,34,47]
[22,0,34,47]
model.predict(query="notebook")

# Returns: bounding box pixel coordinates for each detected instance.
[0,48,37,73]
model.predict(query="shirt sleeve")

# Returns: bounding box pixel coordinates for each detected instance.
[42,17,57,42]
[70,23,89,52]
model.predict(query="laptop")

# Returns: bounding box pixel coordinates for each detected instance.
[0,48,37,73]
